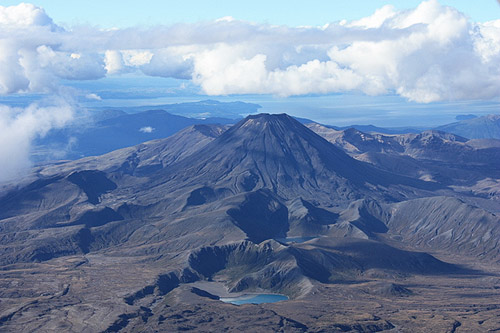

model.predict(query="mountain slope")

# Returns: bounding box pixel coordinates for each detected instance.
[385,196,500,261]
[152,114,439,208]
[2,113,500,332]
[307,123,500,186]
[0,114,452,266]
[435,114,500,139]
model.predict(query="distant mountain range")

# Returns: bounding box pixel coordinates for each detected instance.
[32,99,499,164]
[33,107,236,161]
[327,114,500,138]
[329,124,425,134]
[455,114,477,121]
[2,113,500,331]
[93,99,262,119]
[435,114,500,139]
[306,123,500,196]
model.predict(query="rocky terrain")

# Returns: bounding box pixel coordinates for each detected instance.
[307,123,500,196]
[1,113,500,332]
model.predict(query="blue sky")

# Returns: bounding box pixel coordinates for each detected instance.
[1,0,499,27]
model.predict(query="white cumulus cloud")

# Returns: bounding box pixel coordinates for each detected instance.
[0,3,105,94]
[0,2,55,27]
[85,93,102,100]
[0,1,499,102]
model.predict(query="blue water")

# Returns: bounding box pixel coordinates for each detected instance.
[220,294,288,305]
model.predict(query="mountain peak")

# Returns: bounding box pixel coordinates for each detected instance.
[486,114,500,121]
[218,113,330,150]
[415,130,468,142]
[159,112,430,206]
[242,113,292,124]
[234,113,304,135]
[246,113,285,119]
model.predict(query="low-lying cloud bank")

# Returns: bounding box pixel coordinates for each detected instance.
[0,0,499,103]
[0,99,73,183]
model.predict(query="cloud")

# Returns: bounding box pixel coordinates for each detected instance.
[85,93,102,100]
[0,1,499,102]
[346,5,396,29]
[139,126,154,133]
[0,3,105,94]
[104,50,127,75]
[0,2,55,27]
[189,0,500,102]
[0,98,74,183]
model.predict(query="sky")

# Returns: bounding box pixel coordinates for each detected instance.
[1,1,499,108]
[1,0,499,27]
[0,0,500,181]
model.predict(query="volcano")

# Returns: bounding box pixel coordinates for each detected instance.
[1,113,499,332]
[135,114,437,210]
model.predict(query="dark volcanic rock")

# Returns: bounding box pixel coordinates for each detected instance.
[308,122,500,186]
[69,207,123,228]
[386,196,500,261]
[154,114,439,211]
[190,287,220,300]
[67,170,117,204]
[185,187,217,206]
[1,112,499,332]
[227,190,289,243]
[287,198,339,236]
